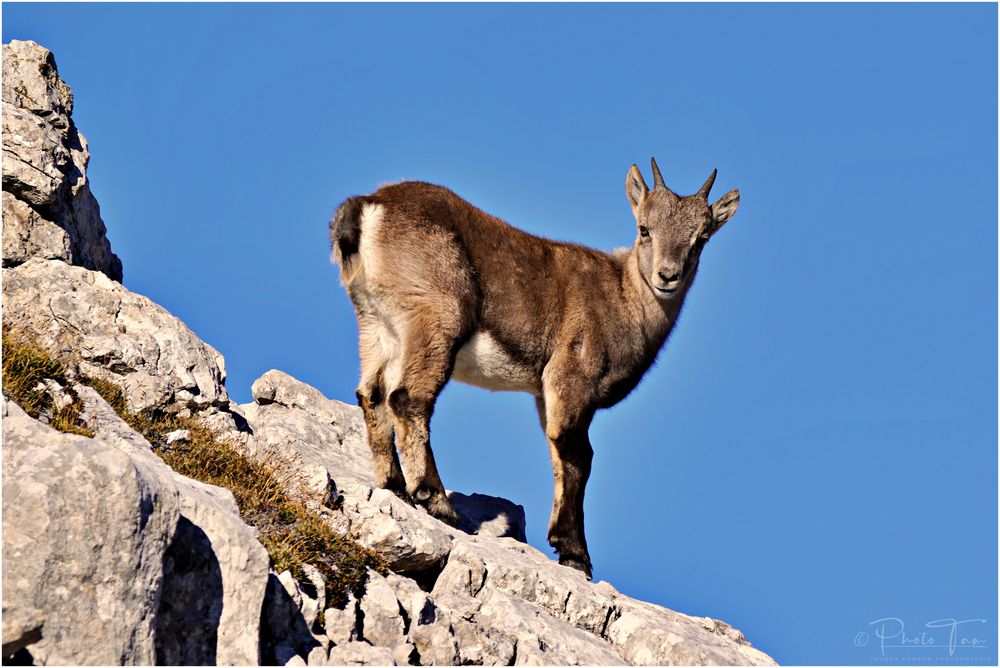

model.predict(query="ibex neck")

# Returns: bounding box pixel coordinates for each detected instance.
[622,246,693,352]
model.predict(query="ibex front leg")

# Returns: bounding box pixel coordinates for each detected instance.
[537,387,595,580]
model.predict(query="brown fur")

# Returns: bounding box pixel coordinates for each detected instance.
[330,160,740,579]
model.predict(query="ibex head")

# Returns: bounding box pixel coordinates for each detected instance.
[625,157,740,298]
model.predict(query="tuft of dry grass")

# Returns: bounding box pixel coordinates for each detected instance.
[2,326,93,437]
[2,324,383,610]
[82,360,384,609]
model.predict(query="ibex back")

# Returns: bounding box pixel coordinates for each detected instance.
[330,159,740,579]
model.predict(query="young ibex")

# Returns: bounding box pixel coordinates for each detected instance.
[330,159,739,579]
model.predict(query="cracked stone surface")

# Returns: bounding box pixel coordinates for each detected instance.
[2,40,121,280]
[2,394,270,665]
[2,258,230,415]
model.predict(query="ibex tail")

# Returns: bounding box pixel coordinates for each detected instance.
[330,196,369,279]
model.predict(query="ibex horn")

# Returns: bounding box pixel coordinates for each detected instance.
[697,169,717,199]
[650,157,667,191]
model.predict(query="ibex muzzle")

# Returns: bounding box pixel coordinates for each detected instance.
[330,159,740,579]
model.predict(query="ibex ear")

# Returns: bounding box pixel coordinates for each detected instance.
[625,165,649,219]
[709,188,740,234]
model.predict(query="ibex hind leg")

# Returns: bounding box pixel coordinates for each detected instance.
[386,313,465,527]
[357,320,408,501]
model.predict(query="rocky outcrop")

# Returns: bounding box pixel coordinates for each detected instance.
[1,38,775,666]
[240,369,526,576]
[2,389,270,665]
[77,384,271,664]
[3,258,230,416]
[3,397,181,665]
[2,40,121,280]
[237,373,776,667]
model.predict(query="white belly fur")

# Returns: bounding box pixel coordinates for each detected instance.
[453,332,538,393]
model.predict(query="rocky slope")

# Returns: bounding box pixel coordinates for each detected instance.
[1,39,776,666]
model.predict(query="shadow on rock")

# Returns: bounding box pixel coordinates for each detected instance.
[154,517,223,665]
[260,573,323,666]
[449,491,527,542]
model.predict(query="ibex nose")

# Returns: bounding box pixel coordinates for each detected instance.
[658,270,680,284]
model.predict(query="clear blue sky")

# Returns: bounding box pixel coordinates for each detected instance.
[4,4,996,664]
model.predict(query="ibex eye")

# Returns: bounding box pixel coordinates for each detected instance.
[639,226,650,238]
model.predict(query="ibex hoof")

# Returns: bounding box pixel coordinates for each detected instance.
[379,477,414,506]
[559,555,593,581]
[420,492,460,528]
[389,487,415,506]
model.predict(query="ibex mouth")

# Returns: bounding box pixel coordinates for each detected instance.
[654,270,681,295]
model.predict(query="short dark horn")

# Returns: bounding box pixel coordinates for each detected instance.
[697,169,717,199]
[650,157,667,191]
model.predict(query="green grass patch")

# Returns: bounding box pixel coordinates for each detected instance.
[3,326,383,610]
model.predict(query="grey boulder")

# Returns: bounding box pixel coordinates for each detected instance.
[1,388,272,665]
[358,570,406,648]
[2,398,180,665]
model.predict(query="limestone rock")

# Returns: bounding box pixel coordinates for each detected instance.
[391,642,418,666]
[358,570,406,648]
[409,622,461,666]
[240,370,526,573]
[236,370,775,665]
[2,40,121,280]
[406,585,617,666]
[2,398,180,665]
[262,571,327,666]
[75,385,271,664]
[246,369,374,483]
[324,642,395,666]
[330,484,455,573]
[2,259,229,415]
[455,587,619,665]
[1,41,72,118]
[301,564,328,628]
[166,428,191,444]
[307,644,329,666]
[386,573,437,629]
[324,593,361,645]
[241,372,454,572]
[431,535,776,666]
[1,606,45,659]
